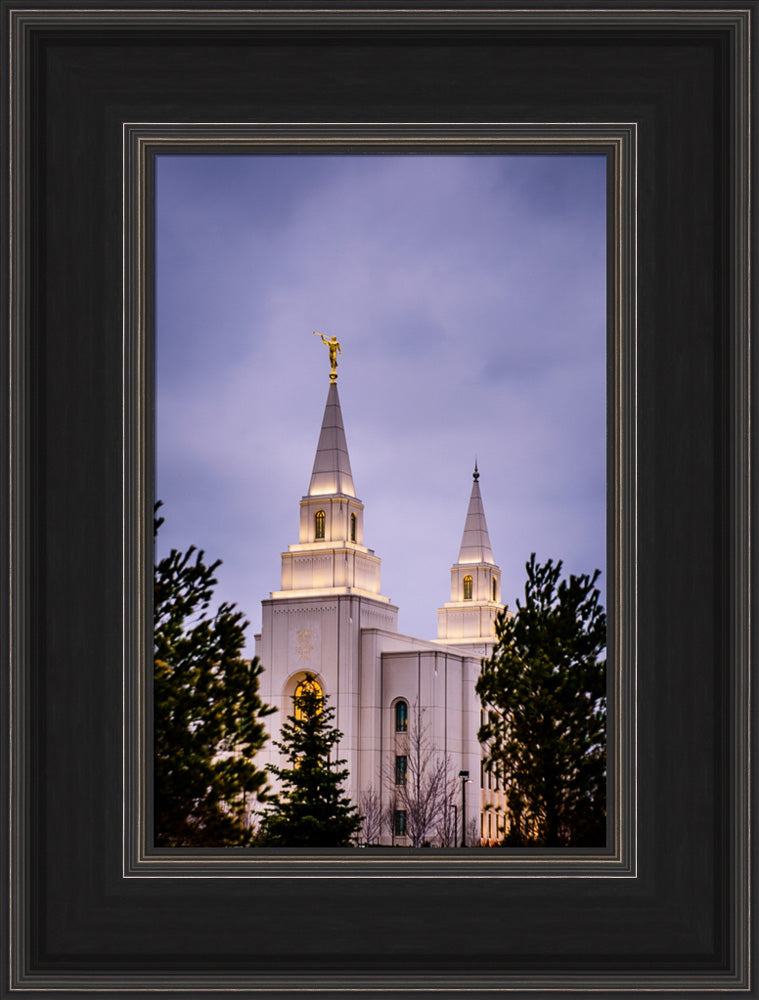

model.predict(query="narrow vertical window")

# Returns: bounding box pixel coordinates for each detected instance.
[463,575,473,600]
[314,509,325,540]
[395,700,408,732]
[350,512,357,542]
[492,577,497,601]
[395,755,407,785]
[394,810,407,837]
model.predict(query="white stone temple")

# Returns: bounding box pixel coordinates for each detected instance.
[255,369,507,846]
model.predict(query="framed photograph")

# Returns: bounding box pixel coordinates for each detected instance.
[142,132,624,869]
[4,3,752,995]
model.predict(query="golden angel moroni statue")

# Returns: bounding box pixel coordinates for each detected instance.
[313,331,341,382]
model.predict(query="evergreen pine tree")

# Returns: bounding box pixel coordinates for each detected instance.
[154,505,274,846]
[476,554,607,847]
[258,676,362,847]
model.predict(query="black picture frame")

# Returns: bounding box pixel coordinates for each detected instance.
[3,3,753,996]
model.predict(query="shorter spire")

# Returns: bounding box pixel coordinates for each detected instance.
[437,462,502,647]
[457,465,494,565]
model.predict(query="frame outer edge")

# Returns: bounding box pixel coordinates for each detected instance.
[5,3,752,994]
[7,8,30,993]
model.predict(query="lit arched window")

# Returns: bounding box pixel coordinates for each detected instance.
[293,676,323,723]
[463,575,473,600]
[492,577,497,601]
[350,512,357,542]
[395,699,408,732]
[314,510,326,540]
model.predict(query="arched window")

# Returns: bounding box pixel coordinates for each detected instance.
[314,509,326,540]
[293,676,323,723]
[463,575,473,600]
[394,699,408,732]
[492,577,497,601]
[350,512,357,542]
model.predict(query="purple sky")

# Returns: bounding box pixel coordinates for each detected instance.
[155,154,606,655]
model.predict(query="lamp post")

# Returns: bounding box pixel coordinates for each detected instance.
[459,770,470,847]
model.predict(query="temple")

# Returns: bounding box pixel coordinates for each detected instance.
[255,364,507,845]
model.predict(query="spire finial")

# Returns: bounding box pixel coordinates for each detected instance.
[473,458,479,482]
[313,330,341,383]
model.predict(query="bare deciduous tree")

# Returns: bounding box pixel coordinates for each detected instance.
[466,816,480,847]
[434,757,460,847]
[358,787,386,845]
[386,701,457,848]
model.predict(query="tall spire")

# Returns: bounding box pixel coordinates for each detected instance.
[308,382,356,497]
[457,461,494,565]
[272,351,391,606]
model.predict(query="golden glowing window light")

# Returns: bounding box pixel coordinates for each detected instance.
[293,676,323,724]
[314,509,326,540]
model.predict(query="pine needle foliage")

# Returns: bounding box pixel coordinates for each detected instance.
[476,554,607,847]
[154,505,274,847]
[258,676,362,847]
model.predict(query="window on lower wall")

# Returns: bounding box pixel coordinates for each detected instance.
[394,809,407,837]
[395,755,407,785]
[293,676,323,724]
